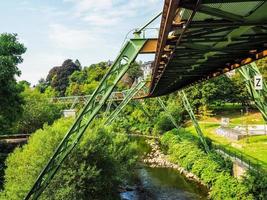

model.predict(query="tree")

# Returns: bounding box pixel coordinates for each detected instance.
[1,118,138,199]
[74,59,82,70]
[13,87,62,134]
[46,59,81,96]
[65,62,109,96]
[127,62,143,82]
[35,78,48,93]
[0,33,26,134]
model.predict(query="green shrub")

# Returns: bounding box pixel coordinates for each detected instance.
[13,88,62,134]
[210,173,253,200]
[1,118,138,200]
[243,169,267,200]
[161,130,254,199]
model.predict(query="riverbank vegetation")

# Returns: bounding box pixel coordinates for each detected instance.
[0,118,138,200]
[1,32,266,199]
[161,130,252,200]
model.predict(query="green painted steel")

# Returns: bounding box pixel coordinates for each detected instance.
[156,97,181,130]
[179,90,210,153]
[105,80,147,124]
[238,62,267,122]
[24,38,147,200]
[132,100,151,118]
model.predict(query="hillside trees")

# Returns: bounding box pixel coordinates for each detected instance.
[46,59,81,96]
[0,33,26,134]
[185,74,248,113]
[66,62,109,96]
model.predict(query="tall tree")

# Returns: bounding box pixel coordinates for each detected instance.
[0,33,26,133]
[46,59,80,96]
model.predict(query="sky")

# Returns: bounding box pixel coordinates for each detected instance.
[0,0,163,85]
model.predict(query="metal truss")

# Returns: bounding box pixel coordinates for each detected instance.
[24,38,148,200]
[238,62,267,122]
[179,90,210,153]
[156,97,180,130]
[105,80,147,124]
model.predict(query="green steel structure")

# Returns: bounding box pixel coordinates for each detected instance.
[156,97,181,130]
[24,1,267,199]
[150,0,267,97]
[105,80,147,124]
[238,62,267,122]
[179,90,210,153]
[106,84,181,130]
[25,8,162,198]
[25,38,149,200]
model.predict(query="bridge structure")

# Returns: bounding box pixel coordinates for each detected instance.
[25,1,267,199]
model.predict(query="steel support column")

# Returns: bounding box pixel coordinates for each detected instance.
[179,90,210,153]
[105,80,147,124]
[156,97,181,130]
[24,38,147,200]
[238,62,267,122]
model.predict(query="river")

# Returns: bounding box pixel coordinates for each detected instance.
[120,136,208,200]
[120,166,208,200]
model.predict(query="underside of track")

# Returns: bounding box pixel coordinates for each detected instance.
[149,0,267,97]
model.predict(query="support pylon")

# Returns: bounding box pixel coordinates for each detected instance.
[105,80,147,124]
[238,62,267,122]
[179,90,210,153]
[25,39,148,200]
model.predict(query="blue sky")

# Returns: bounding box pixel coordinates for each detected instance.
[0,0,163,85]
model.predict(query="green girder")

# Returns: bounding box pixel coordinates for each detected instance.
[24,38,148,200]
[105,80,147,124]
[179,90,210,153]
[156,97,180,130]
[238,62,267,122]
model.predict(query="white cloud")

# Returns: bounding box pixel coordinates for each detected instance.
[64,0,112,13]
[63,0,162,26]
[48,23,96,50]
[18,51,66,84]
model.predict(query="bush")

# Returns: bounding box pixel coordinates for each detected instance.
[154,102,183,134]
[13,88,62,134]
[1,118,138,200]
[160,130,253,199]
[243,169,267,200]
[211,173,253,200]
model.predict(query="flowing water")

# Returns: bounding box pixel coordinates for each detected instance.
[120,136,208,200]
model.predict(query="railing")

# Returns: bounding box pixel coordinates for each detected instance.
[212,143,266,173]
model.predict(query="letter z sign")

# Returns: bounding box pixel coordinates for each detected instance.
[254,75,263,90]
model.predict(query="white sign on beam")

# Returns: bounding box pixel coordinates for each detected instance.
[254,75,263,90]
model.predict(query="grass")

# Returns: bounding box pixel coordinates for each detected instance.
[184,108,267,169]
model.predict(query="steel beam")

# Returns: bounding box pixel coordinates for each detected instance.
[156,97,181,130]
[238,62,267,122]
[105,80,147,124]
[179,90,210,153]
[24,38,148,200]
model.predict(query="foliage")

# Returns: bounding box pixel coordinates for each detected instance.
[243,169,267,200]
[185,74,248,113]
[127,61,143,81]
[46,59,81,96]
[13,87,62,134]
[160,130,253,200]
[65,62,109,96]
[35,78,48,93]
[154,99,184,134]
[0,118,138,200]
[0,33,26,134]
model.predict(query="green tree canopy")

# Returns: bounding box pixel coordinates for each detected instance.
[46,59,81,96]
[0,33,26,133]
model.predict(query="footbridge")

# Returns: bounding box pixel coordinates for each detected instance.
[25,1,267,199]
